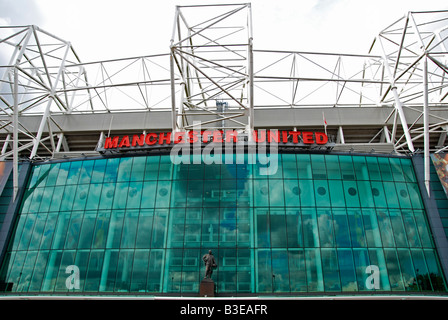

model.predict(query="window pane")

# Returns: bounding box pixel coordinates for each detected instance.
[338,249,357,292]
[286,209,302,248]
[271,250,289,292]
[288,249,307,292]
[321,248,341,291]
[325,155,341,179]
[305,248,323,291]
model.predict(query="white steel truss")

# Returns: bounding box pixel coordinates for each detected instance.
[169,4,254,135]
[0,5,447,199]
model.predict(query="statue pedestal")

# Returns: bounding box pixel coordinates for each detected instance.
[199,278,215,297]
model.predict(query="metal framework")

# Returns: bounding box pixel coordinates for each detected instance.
[169,4,254,135]
[0,5,447,199]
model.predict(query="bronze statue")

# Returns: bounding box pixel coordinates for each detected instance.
[202,250,217,279]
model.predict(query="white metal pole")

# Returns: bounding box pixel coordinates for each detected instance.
[423,54,431,197]
[13,67,18,201]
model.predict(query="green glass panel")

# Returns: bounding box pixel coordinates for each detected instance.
[92,211,110,249]
[79,160,94,184]
[135,209,154,249]
[220,208,237,248]
[104,158,120,183]
[314,180,330,207]
[337,249,357,291]
[152,210,167,248]
[18,214,36,251]
[377,157,393,181]
[325,155,341,179]
[66,161,82,185]
[311,154,326,179]
[343,180,360,207]
[254,179,268,207]
[121,209,139,249]
[284,179,300,207]
[368,248,390,290]
[390,157,405,182]
[237,208,251,247]
[414,210,433,247]
[46,163,60,187]
[112,182,129,209]
[353,156,369,180]
[362,209,382,247]
[402,210,421,247]
[74,250,90,292]
[328,180,345,207]
[401,158,417,183]
[41,250,62,292]
[256,209,270,248]
[91,159,106,183]
[357,181,375,207]
[185,209,202,248]
[268,179,285,207]
[305,248,323,292]
[352,248,370,291]
[114,249,134,292]
[410,249,432,291]
[117,158,133,182]
[299,180,315,207]
[256,249,272,293]
[106,210,125,248]
[397,249,417,291]
[130,156,146,181]
[339,156,355,180]
[389,209,408,247]
[64,211,82,249]
[371,181,387,208]
[99,249,119,292]
[28,188,43,213]
[302,209,319,247]
[130,249,150,292]
[272,249,290,292]
[270,210,286,248]
[158,156,173,180]
[28,214,47,250]
[28,250,49,292]
[18,251,37,292]
[127,181,143,209]
[384,249,405,291]
[333,209,351,247]
[282,154,298,179]
[297,154,312,179]
[73,184,89,211]
[49,186,64,212]
[376,210,395,247]
[147,250,164,292]
[424,250,447,291]
[84,250,105,292]
[321,248,341,291]
[288,249,307,292]
[365,156,381,180]
[408,183,424,209]
[347,209,366,247]
[141,181,157,208]
[78,211,97,249]
[286,209,302,248]
[170,179,187,208]
[317,209,334,247]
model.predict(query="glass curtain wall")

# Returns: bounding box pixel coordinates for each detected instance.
[0,153,446,295]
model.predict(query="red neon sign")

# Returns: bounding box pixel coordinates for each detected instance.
[103,130,328,150]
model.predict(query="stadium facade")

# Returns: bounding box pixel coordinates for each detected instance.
[0,4,448,298]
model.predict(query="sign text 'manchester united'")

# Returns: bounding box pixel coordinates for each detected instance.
[103,130,328,150]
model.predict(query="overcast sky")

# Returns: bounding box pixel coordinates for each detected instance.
[1,0,447,62]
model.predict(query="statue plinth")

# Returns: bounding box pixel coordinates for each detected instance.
[199,278,215,297]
